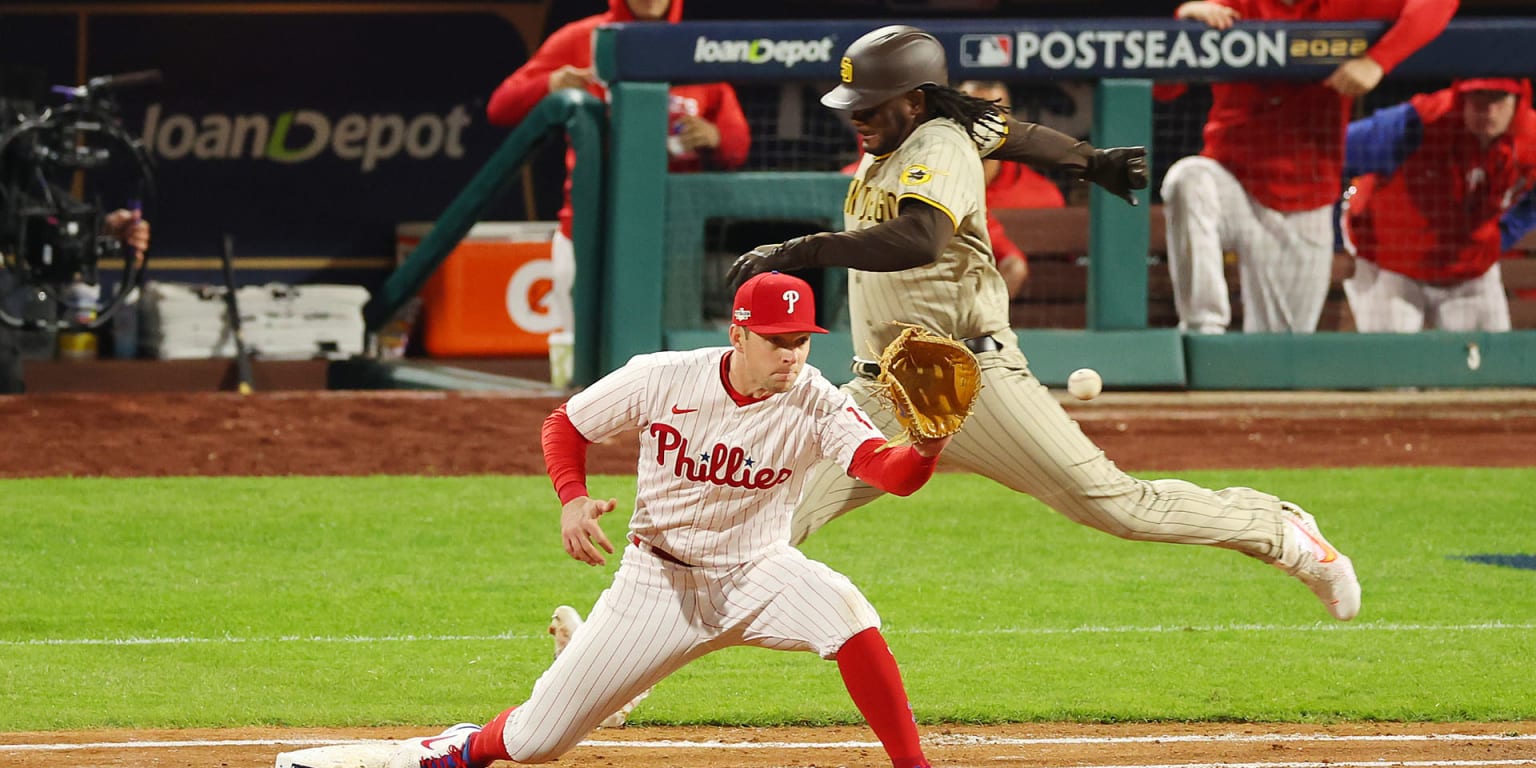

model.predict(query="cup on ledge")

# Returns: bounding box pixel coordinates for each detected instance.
[547,331,574,390]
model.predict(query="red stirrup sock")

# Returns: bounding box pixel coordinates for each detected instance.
[836,628,930,768]
[467,706,515,765]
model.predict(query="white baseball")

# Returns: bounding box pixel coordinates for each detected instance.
[1067,368,1102,400]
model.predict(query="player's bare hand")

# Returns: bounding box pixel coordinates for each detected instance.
[1324,57,1384,98]
[1084,146,1148,206]
[1177,1,1241,29]
[725,236,817,292]
[549,65,597,93]
[912,435,951,458]
[104,208,150,264]
[561,496,617,566]
[673,114,720,150]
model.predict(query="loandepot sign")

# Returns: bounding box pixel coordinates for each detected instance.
[139,104,474,172]
[692,36,837,68]
[1011,28,1367,71]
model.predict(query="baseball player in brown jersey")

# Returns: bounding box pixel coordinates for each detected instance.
[729,25,1361,623]
[385,272,951,768]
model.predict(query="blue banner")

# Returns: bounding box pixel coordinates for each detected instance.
[596,18,1536,83]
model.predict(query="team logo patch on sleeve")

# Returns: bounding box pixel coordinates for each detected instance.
[900,164,940,185]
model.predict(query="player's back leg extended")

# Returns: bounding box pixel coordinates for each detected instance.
[790,349,1359,620]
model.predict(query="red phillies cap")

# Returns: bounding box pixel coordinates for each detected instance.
[731,272,828,334]
[1456,78,1523,95]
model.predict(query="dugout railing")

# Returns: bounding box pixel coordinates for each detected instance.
[363,89,607,388]
[591,17,1536,390]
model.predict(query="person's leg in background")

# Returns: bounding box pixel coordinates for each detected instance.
[1239,205,1333,332]
[1343,258,1428,333]
[1161,156,1242,334]
[1430,263,1511,331]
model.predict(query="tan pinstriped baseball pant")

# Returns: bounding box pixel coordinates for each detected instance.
[791,347,1291,560]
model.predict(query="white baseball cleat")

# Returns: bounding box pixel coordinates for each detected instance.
[386,723,480,768]
[549,605,649,727]
[1276,503,1361,621]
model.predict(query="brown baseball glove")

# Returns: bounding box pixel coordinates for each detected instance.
[870,324,983,443]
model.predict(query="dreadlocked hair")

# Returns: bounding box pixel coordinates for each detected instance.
[918,83,1008,145]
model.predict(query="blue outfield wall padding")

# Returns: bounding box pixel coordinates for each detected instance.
[1184,331,1536,389]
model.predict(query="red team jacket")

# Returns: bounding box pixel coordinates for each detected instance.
[1345,80,1536,283]
[1197,0,1457,212]
[486,0,751,238]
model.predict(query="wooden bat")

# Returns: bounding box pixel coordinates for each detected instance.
[219,233,254,395]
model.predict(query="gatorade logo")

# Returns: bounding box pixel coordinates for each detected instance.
[139,103,473,172]
[693,36,837,68]
[507,258,561,334]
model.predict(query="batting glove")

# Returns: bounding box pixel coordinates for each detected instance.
[1083,146,1149,207]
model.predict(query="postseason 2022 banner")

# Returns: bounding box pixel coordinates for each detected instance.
[0,7,542,288]
[598,17,1536,84]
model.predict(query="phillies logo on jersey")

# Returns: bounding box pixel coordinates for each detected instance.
[649,423,793,489]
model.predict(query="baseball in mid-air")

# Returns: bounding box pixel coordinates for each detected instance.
[1067,368,1103,400]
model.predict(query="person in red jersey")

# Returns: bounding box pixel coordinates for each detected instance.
[1342,78,1536,331]
[1160,0,1458,334]
[486,0,750,338]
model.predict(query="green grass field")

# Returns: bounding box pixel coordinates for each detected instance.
[2,469,1533,731]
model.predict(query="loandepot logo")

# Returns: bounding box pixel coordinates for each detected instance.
[139,104,473,172]
[693,36,836,68]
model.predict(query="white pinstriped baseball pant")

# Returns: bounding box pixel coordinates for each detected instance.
[495,542,880,763]
[1161,155,1335,334]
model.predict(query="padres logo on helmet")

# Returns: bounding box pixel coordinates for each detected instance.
[821,25,948,111]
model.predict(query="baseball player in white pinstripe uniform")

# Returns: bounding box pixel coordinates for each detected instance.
[730,26,1361,623]
[388,272,951,768]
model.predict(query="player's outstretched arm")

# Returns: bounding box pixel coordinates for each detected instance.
[561,496,617,566]
[981,117,1147,206]
[725,202,953,290]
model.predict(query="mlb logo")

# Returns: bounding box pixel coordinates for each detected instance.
[960,34,1012,67]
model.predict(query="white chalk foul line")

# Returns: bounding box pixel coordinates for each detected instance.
[5,622,1535,647]
[3,732,1534,753]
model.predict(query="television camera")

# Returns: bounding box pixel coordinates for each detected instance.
[0,68,159,330]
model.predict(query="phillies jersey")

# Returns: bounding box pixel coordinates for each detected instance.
[484,0,750,237]
[844,118,1013,356]
[1344,84,1536,283]
[1198,0,1457,211]
[562,347,882,567]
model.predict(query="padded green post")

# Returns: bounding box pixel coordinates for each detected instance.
[602,81,670,373]
[1088,79,1153,331]
[363,90,604,333]
[565,98,606,387]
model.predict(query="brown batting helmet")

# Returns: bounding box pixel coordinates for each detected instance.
[821,25,948,111]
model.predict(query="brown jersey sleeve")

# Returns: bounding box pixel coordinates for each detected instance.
[983,115,1097,174]
[779,201,953,272]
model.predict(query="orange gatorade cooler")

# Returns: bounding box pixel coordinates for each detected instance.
[396,221,560,357]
